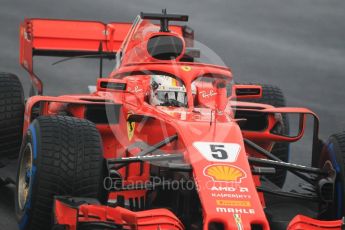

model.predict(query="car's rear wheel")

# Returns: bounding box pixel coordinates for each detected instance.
[0,72,24,160]
[15,116,105,230]
[319,132,345,219]
[237,83,290,187]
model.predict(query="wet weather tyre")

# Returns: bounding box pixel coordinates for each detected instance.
[237,83,290,187]
[319,132,345,219]
[15,116,105,230]
[0,72,24,159]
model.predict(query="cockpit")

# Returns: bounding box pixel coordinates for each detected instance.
[118,71,232,110]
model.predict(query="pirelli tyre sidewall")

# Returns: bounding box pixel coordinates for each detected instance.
[15,121,39,230]
[15,116,105,230]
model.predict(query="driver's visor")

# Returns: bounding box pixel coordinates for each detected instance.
[156,91,187,106]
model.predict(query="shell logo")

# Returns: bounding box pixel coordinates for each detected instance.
[204,164,246,183]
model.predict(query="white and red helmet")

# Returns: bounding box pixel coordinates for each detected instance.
[149,75,189,107]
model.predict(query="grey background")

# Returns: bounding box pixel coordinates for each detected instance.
[0,0,344,229]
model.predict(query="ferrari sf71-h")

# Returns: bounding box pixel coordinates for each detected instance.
[1,10,345,230]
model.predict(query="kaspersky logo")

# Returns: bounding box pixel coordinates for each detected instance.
[204,164,246,183]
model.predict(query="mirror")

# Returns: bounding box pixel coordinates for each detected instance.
[96,78,149,107]
[232,84,262,99]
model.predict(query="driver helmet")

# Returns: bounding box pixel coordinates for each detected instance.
[149,75,189,107]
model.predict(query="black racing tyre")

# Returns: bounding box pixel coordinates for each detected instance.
[0,72,24,159]
[15,116,105,230]
[237,83,290,187]
[318,132,345,219]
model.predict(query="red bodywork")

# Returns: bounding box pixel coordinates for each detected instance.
[19,13,342,230]
[54,198,184,230]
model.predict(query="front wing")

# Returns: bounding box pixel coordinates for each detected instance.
[53,197,345,230]
[52,197,184,230]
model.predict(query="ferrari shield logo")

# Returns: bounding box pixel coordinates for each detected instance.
[127,113,135,141]
[181,66,192,72]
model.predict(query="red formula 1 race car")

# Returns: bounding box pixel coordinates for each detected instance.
[1,10,345,230]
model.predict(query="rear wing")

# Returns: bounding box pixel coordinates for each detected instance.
[20,19,134,94]
[20,18,192,95]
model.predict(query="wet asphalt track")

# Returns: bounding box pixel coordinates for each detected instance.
[0,0,344,229]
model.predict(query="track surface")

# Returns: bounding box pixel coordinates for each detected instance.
[0,0,344,229]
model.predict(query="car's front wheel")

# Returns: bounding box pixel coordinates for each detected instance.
[318,132,345,219]
[15,116,105,230]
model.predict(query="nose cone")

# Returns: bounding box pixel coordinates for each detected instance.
[175,121,270,229]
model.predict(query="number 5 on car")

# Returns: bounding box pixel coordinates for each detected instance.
[193,142,241,162]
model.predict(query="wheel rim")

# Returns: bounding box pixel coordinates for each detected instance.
[18,143,33,210]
